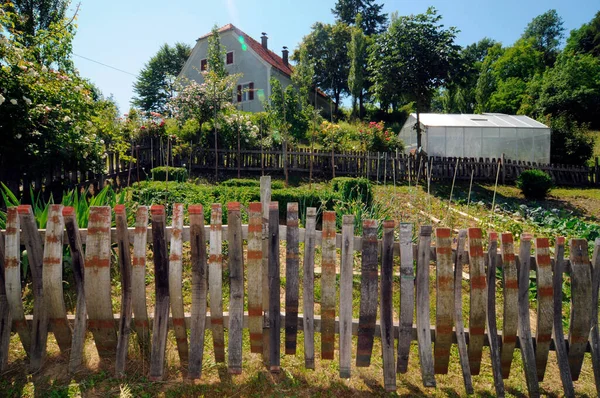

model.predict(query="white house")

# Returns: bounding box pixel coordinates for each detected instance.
[398,113,551,164]
[179,24,330,114]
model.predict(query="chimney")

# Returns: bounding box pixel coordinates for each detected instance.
[282,46,289,66]
[261,32,268,50]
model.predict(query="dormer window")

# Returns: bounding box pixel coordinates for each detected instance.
[226,51,234,65]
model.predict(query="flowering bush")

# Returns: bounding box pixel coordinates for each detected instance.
[0,4,107,189]
[221,111,260,149]
[319,121,345,152]
[359,121,403,152]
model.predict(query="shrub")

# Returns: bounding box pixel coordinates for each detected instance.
[517,170,553,200]
[331,177,373,205]
[221,178,284,189]
[151,167,188,182]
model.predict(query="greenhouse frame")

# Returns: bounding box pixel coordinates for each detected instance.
[398,113,551,164]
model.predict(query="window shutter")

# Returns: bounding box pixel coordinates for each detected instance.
[237,85,242,102]
[227,52,233,65]
[201,59,207,71]
[249,82,254,100]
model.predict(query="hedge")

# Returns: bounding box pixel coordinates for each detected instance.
[150,167,188,182]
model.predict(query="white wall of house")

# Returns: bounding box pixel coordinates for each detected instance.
[179,30,270,113]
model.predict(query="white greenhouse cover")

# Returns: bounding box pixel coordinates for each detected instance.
[398,113,551,164]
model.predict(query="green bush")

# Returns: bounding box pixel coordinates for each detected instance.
[516,170,553,200]
[221,178,284,189]
[150,166,188,182]
[331,177,373,205]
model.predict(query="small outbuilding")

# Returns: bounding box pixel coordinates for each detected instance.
[398,113,551,164]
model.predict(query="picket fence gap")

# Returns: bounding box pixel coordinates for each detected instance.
[1,186,600,396]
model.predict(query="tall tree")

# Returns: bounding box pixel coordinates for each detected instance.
[369,7,460,148]
[348,14,367,117]
[332,0,387,35]
[521,9,564,67]
[4,0,69,42]
[132,43,191,114]
[296,22,352,117]
[564,11,600,58]
[207,24,227,78]
[291,45,315,106]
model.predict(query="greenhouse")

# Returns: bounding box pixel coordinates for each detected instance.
[398,113,551,164]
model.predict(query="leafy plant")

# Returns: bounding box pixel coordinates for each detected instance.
[516,169,553,200]
[331,177,373,205]
[150,166,188,182]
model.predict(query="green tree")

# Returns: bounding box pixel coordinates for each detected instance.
[348,15,367,118]
[207,24,227,78]
[522,53,600,127]
[564,11,600,58]
[295,22,352,116]
[475,39,544,113]
[4,0,69,44]
[291,45,315,106]
[132,43,191,114]
[331,0,387,35]
[521,9,564,67]
[369,7,460,148]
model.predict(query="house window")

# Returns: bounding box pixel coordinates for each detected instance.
[200,59,207,71]
[226,51,234,65]
[237,82,254,102]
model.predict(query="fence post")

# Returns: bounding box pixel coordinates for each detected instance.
[260,176,271,364]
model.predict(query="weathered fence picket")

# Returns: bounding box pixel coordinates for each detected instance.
[169,203,188,366]
[3,198,600,394]
[20,205,47,373]
[63,207,86,373]
[115,205,133,377]
[149,205,169,381]
[357,220,378,368]
[188,205,207,380]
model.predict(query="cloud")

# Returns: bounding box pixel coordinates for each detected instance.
[225,0,240,26]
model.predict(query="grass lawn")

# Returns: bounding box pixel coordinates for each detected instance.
[2,178,600,396]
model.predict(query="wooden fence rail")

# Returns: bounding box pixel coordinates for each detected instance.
[1,188,600,395]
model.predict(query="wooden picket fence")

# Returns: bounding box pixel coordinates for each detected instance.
[1,181,600,396]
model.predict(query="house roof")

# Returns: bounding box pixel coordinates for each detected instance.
[412,113,549,129]
[198,24,328,99]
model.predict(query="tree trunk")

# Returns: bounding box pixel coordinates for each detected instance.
[283,140,289,186]
[359,91,364,119]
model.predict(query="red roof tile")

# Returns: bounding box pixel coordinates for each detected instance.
[197,24,327,99]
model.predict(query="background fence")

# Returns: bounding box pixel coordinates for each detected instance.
[6,138,597,199]
[1,178,600,397]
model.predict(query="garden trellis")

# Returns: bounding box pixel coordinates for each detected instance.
[1,179,600,397]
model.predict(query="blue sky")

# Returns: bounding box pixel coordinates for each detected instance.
[71,0,599,114]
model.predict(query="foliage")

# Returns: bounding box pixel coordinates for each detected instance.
[522,53,600,128]
[319,121,345,152]
[520,9,564,67]
[291,45,315,106]
[151,166,188,182]
[207,25,227,78]
[295,21,352,115]
[220,178,284,189]
[0,4,107,191]
[3,0,72,69]
[331,177,373,205]
[129,181,337,225]
[564,11,600,58]
[348,16,367,118]
[331,0,387,35]
[369,7,460,148]
[267,78,309,143]
[359,121,403,152]
[548,115,594,166]
[516,169,553,200]
[132,42,192,114]
[220,110,261,149]
[169,71,241,127]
